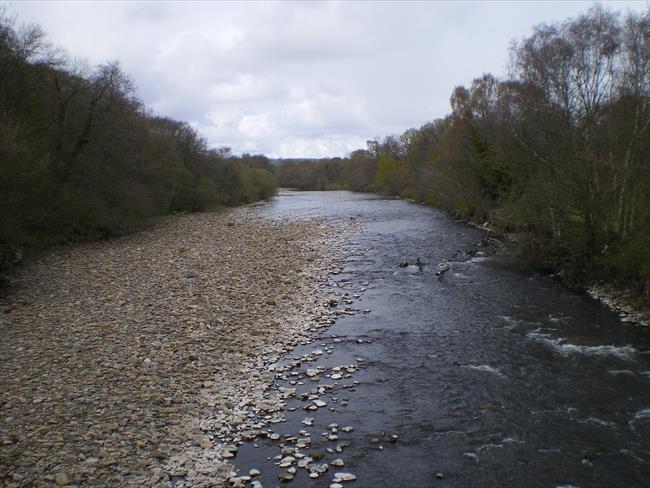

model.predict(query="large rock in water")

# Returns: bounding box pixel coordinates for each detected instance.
[334,472,357,481]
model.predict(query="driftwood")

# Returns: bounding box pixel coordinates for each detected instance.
[436,266,450,280]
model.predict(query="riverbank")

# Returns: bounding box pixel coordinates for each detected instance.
[404,194,650,328]
[0,206,349,487]
[465,222,650,329]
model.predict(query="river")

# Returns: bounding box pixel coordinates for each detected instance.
[233,190,650,488]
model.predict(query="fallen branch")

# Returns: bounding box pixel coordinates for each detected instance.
[436,266,450,281]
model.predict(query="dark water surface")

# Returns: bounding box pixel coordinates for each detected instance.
[235,190,650,488]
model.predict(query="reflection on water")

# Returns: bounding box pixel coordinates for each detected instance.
[233,190,650,488]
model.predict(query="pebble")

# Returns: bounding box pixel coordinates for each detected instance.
[198,436,213,449]
[54,473,70,486]
[0,208,358,488]
[229,477,245,488]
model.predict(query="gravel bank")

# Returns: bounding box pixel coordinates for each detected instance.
[0,207,347,487]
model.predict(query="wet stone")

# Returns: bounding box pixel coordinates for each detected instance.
[278,472,294,481]
[334,472,357,481]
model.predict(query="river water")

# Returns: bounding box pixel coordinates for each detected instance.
[234,190,650,488]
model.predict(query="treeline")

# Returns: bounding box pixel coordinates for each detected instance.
[275,158,349,190]
[277,7,650,298]
[0,12,277,276]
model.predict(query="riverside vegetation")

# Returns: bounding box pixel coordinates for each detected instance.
[276,7,650,309]
[0,10,277,282]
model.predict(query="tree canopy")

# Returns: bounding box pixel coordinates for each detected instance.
[276,6,650,297]
[0,10,277,276]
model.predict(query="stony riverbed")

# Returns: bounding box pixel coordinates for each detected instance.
[0,206,354,487]
[230,191,650,488]
[3,190,650,488]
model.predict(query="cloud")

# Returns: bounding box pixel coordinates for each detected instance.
[9,0,649,157]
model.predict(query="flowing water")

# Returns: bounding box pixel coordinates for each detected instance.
[234,190,650,488]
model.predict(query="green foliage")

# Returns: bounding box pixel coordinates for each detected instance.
[236,165,278,202]
[274,6,650,295]
[275,158,347,190]
[468,127,513,203]
[193,176,226,210]
[374,154,403,194]
[0,14,277,279]
[601,237,650,280]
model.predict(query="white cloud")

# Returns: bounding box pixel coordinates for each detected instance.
[276,135,368,159]
[237,113,275,138]
[207,75,282,104]
[9,0,649,157]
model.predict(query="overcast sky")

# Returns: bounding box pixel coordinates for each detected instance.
[10,1,649,158]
